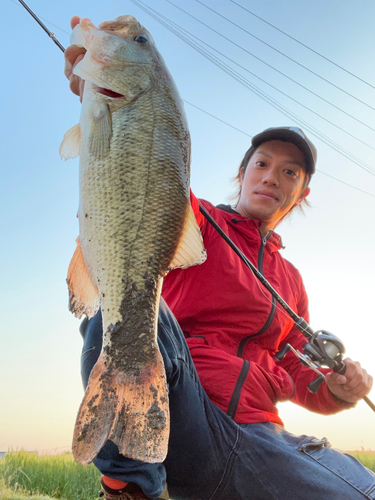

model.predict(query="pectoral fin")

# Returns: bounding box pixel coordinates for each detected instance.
[167,204,207,270]
[67,238,100,319]
[60,123,81,160]
[89,104,112,160]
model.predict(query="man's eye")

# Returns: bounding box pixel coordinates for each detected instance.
[285,169,296,176]
[134,35,148,44]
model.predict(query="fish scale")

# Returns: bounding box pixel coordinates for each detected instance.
[61,15,206,465]
[81,90,186,364]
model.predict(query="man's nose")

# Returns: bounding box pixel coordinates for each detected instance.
[262,168,279,186]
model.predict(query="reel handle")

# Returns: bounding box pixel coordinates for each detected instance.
[275,344,291,361]
[308,374,325,394]
[333,361,346,375]
[308,360,346,393]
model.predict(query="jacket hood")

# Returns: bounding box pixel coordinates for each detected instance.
[216,204,284,253]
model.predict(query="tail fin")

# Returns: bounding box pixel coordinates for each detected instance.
[72,349,169,465]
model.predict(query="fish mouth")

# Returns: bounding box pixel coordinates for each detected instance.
[97,87,125,98]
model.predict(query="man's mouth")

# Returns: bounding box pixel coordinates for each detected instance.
[256,190,279,201]
[98,87,124,98]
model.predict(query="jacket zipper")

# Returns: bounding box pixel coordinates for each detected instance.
[227,232,277,419]
[236,231,277,357]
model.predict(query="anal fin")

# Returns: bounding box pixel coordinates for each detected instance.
[67,238,99,319]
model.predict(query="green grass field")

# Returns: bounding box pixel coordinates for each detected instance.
[1,450,374,500]
[351,451,375,472]
[0,451,101,500]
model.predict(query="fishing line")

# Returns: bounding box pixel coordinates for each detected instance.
[194,0,375,112]
[131,0,375,178]
[167,0,375,134]
[16,0,375,196]
[19,0,375,412]
[230,0,375,92]
[17,0,65,51]
[10,0,70,34]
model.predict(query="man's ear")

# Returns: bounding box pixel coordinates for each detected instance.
[297,187,310,205]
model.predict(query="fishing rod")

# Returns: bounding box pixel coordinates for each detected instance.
[18,0,65,52]
[198,203,375,413]
[18,0,374,413]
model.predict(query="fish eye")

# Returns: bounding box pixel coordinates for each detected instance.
[134,35,148,44]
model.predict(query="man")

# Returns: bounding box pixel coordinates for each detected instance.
[66,17,374,500]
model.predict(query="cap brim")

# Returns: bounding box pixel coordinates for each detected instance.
[252,129,315,174]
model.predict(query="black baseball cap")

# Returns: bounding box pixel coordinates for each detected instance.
[251,126,317,174]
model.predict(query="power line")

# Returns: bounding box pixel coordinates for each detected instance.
[183,100,252,137]
[131,0,375,178]
[183,101,375,197]
[230,0,375,92]
[11,0,375,198]
[164,0,375,146]
[194,0,375,112]
[316,170,375,198]
[166,0,375,133]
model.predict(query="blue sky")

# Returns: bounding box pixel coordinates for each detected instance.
[2,0,375,453]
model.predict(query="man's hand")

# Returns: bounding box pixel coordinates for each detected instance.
[325,358,373,404]
[64,16,86,102]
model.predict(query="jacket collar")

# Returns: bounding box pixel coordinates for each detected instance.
[216,204,284,252]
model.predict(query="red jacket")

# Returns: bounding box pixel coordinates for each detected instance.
[162,194,350,425]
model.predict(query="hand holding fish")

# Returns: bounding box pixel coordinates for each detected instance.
[326,358,373,404]
[64,16,85,100]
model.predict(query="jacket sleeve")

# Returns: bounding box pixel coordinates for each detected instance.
[277,271,355,415]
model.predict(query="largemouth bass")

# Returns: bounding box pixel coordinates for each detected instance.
[61,16,206,466]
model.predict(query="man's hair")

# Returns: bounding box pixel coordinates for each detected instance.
[230,142,311,217]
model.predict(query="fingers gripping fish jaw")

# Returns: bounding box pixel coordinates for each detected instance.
[71,16,157,100]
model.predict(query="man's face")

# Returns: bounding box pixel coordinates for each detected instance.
[236,140,310,231]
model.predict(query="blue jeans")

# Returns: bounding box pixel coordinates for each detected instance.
[80,299,375,500]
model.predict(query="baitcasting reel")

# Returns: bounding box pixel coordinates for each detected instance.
[275,329,346,394]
